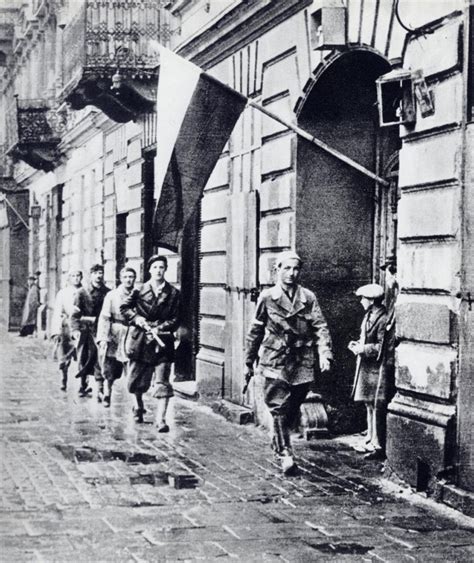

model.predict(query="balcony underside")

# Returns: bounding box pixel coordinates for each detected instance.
[63,73,156,123]
[8,142,60,173]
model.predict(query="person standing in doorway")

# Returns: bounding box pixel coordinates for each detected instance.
[348,284,387,458]
[19,275,40,337]
[120,255,180,430]
[369,256,399,460]
[245,251,333,475]
[96,266,137,407]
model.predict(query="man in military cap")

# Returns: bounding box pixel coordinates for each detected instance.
[84,264,111,400]
[245,251,333,474]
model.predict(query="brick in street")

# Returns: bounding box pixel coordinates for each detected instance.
[1,331,473,562]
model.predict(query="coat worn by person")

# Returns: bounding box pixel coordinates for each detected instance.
[86,283,110,336]
[50,285,88,369]
[246,284,333,385]
[21,282,40,330]
[96,285,132,363]
[120,281,180,366]
[352,303,387,403]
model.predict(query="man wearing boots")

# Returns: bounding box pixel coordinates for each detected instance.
[96,266,137,407]
[245,251,333,474]
[120,255,180,430]
[84,264,111,400]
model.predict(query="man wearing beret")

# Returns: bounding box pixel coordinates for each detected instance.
[245,251,333,474]
[349,283,387,459]
[120,255,180,430]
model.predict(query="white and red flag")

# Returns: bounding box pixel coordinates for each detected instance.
[150,42,247,250]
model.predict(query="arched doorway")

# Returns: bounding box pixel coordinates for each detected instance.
[296,50,399,433]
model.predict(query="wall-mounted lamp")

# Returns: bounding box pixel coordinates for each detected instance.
[376,68,416,127]
[30,205,41,219]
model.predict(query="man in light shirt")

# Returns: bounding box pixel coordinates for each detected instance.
[96,266,137,407]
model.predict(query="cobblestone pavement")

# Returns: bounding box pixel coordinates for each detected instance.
[1,329,473,562]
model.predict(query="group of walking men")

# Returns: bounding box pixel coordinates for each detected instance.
[51,255,179,431]
[50,249,396,473]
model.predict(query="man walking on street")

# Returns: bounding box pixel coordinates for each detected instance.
[84,264,111,401]
[245,251,333,474]
[19,275,40,337]
[120,255,180,430]
[96,266,137,407]
[51,269,88,392]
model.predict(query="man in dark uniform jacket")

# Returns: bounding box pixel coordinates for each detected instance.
[120,255,180,430]
[80,264,111,398]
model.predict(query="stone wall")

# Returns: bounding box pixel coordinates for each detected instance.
[386,13,465,489]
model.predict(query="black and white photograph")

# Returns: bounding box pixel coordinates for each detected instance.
[0,0,473,560]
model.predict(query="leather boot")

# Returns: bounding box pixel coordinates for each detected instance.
[60,367,68,391]
[273,415,296,475]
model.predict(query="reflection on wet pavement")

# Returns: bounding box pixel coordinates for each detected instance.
[1,330,473,562]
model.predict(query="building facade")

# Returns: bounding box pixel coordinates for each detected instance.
[0,0,472,513]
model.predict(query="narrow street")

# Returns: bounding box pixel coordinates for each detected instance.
[1,329,472,562]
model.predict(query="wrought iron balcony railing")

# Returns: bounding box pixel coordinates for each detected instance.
[5,98,65,172]
[60,0,170,122]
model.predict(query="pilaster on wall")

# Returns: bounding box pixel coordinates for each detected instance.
[387,14,464,489]
[196,151,230,402]
[103,122,144,285]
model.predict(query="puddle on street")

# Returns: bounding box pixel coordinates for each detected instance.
[129,472,169,486]
[307,542,373,555]
[54,444,164,464]
[54,444,200,489]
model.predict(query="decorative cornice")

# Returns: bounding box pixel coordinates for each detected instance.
[175,0,312,69]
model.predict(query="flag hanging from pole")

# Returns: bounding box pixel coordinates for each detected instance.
[150,42,247,250]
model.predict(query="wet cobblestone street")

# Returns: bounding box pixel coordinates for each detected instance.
[1,329,473,562]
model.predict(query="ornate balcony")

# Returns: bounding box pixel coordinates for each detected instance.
[59,0,170,123]
[5,98,65,172]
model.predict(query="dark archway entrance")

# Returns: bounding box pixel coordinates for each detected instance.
[296,50,399,433]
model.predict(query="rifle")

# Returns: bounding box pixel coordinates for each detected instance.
[242,369,254,395]
[142,321,171,349]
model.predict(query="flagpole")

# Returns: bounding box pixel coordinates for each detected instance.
[247,100,390,187]
[151,43,389,188]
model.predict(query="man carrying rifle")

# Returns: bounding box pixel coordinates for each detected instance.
[96,266,137,407]
[120,255,180,430]
[245,251,333,474]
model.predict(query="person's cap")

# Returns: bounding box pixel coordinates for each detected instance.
[355,283,384,299]
[380,255,396,271]
[276,250,302,268]
[90,263,104,273]
[147,254,168,269]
